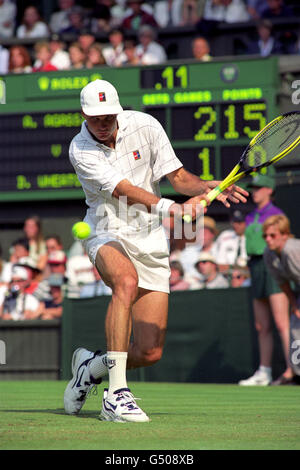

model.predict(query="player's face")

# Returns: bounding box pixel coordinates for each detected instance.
[263,224,288,252]
[83,113,118,143]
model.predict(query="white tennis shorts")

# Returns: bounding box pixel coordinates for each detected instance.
[82,222,171,294]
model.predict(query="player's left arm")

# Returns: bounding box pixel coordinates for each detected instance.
[167,167,248,207]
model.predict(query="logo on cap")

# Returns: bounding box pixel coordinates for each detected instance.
[133,150,141,160]
[99,92,106,102]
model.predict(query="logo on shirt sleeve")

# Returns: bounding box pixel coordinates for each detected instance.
[99,92,106,102]
[133,150,141,160]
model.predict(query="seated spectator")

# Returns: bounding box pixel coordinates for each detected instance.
[192,36,212,61]
[33,249,67,302]
[175,216,219,286]
[230,265,251,288]
[215,209,247,274]
[33,42,58,72]
[49,0,75,34]
[135,25,167,64]
[91,0,119,34]
[181,0,202,25]
[202,0,250,23]
[0,44,9,74]
[85,43,107,68]
[102,28,127,67]
[261,0,294,19]
[68,41,86,69]
[40,274,64,319]
[194,252,229,289]
[120,38,140,65]
[23,215,47,273]
[45,235,64,254]
[60,6,89,36]
[15,256,43,290]
[1,238,30,284]
[16,5,49,39]
[0,243,9,304]
[8,45,32,74]
[0,266,44,320]
[122,0,158,31]
[78,30,96,56]
[246,0,269,19]
[0,0,17,38]
[65,252,99,298]
[170,260,191,291]
[247,19,282,56]
[49,34,71,70]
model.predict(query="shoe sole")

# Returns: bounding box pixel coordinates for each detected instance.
[99,407,150,423]
[64,348,93,415]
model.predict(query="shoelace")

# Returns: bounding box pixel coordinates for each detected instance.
[116,391,141,410]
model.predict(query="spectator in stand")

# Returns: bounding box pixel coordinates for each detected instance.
[85,43,107,68]
[45,235,64,255]
[120,38,140,65]
[32,42,58,72]
[0,44,9,74]
[23,215,48,273]
[0,266,44,321]
[239,170,291,386]
[40,274,64,319]
[49,34,71,70]
[247,20,282,56]
[14,256,43,295]
[180,0,202,26]
[193,252,229,289]
[246,0,269,19]
[50,0,75,34]
[0,0,17,38]
[135,25,167,64]
[102,29,127,67]
[177,216,219,288]
[16,5,49,39]
[202,0,250,23]
[261,0,294,19]
[0,238,30,284]
[78,30,96,56]
[122,0,158,31]
[170,260,191,291]
[8,45,32,74]
[65,252,100,298]
[215,209,247,275]
[90,0,121,34]
[33,249,67,302]
[68,42,86,69]
[60,6,89,36]
[230,264,251,288]
[192,36,212,61]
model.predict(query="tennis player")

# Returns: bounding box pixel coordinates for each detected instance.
[64,79,248,422]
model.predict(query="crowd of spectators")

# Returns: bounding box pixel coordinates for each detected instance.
[0,0,300,75]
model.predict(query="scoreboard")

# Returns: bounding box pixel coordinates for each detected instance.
[0,57,293,202]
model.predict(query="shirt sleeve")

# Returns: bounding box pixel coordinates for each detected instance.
[70,142,125,196]
[148,116,183,182]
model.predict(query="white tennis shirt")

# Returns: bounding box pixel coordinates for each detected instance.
[69,110,183,237]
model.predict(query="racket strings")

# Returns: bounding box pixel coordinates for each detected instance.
[242,112,300,171]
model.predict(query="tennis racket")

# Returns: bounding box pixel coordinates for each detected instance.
[193,111,300,214]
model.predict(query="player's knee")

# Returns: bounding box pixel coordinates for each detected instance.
[114,274,138,304]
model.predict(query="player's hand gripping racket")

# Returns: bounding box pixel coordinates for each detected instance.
[184,111,300,221]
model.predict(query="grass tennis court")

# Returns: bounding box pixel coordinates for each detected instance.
[0,380,299,450]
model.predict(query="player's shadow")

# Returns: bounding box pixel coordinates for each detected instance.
[1,409,100,419]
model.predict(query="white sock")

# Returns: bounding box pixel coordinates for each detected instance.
[107,351,128,396]
[88,353,108,381]
[259,365,272,376]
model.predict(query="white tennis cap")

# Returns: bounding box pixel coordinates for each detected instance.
[80,79,123,116]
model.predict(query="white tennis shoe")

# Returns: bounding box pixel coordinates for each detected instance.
[100,388,150,423]
[238,369,272,386]
[64,348,102,415]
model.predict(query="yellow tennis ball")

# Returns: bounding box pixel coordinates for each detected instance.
[72,221,91,240]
